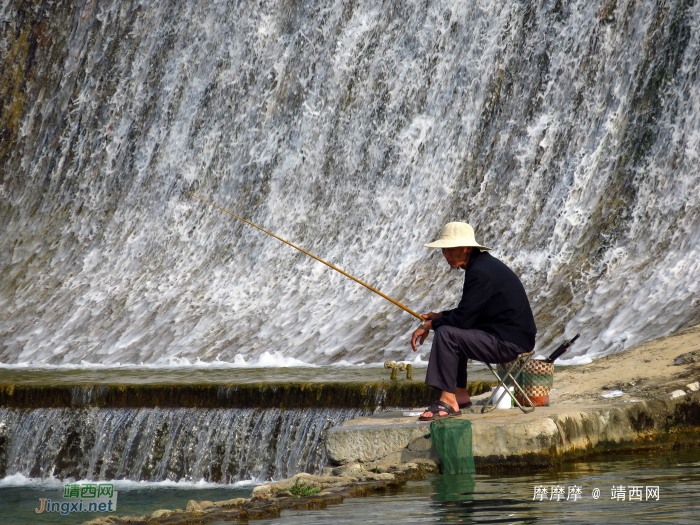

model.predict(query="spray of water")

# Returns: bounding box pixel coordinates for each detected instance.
[0,0,698,366]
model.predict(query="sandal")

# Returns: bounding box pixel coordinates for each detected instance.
[419,400,462,421]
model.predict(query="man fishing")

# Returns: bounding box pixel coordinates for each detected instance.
[411,222,537,420]
[177,190,536,415]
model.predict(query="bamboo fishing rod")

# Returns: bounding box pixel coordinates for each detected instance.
[172,186,424,321]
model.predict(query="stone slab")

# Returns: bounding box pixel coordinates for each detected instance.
[325,390,700,468]
[326,421,430,464]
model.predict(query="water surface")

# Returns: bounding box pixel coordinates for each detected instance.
[254,448,700,525]
[2,448,698,524]
[1,480,254,524]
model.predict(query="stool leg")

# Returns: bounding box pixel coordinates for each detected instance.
[481,359,521,413]
[480,363,502,413]
[481,356,536,414]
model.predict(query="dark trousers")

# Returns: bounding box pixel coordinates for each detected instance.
[425,326,525,393]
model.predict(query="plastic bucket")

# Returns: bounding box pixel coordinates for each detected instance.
[491,386,514,409]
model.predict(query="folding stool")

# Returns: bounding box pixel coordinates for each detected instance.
[480,351,536,413]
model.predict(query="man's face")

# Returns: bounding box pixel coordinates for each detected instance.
[441,247,472,268]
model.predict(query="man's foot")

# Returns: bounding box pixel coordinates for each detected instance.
[419,392,460,419]
[419,400,461,421]
[456,387,471,408]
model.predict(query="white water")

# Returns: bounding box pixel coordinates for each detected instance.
[0,472,256,489]
[0,407,364,482]
[1,0,699,366]
[0,351,430,370]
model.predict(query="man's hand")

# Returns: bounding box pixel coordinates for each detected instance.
[411,312,444,351]
[411,325,430,351]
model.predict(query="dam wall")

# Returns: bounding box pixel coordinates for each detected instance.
[0,380,493,482]
[1,0,700,367]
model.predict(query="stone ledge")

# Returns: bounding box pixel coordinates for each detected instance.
[324,390,700,470]
[0,382,441,410]
[326,421,430,464]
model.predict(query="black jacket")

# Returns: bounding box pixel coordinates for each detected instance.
[431,251,537,351]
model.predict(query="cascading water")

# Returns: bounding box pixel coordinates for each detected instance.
[0,407,364,482]
[1,0,699,367]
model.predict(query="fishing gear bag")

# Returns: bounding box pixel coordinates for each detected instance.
[497,357,554,407]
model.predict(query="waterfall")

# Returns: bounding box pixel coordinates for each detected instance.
[1,0,699,366]
[0,407,364,482]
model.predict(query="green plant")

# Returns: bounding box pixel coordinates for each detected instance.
[288,477,322,498]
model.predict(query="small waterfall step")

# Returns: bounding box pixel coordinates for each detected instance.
[0,381,487,410]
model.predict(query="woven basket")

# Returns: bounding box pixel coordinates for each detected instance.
[497,357,554,407]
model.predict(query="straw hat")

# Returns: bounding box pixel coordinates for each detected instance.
[424,222,491,250]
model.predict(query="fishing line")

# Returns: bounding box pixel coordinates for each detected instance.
[156,181,423,321]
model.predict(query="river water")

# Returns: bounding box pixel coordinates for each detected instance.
[1,447,698,524]
[256,447,700,525]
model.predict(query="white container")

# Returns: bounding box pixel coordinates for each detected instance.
[491,386,514,409]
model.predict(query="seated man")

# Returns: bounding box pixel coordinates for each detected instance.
[411,222,537,420]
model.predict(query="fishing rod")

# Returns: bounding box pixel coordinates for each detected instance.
[158,181,424,321]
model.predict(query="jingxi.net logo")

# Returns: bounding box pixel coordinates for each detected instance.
[35,483,118,515]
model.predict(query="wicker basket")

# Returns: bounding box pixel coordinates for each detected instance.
[497,357,554,407]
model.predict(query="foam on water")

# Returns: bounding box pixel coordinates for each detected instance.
[1,0,699,367]
[0,351,430,371]
[0,473,255,490]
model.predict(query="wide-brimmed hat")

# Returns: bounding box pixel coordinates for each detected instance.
[424,222,491,250]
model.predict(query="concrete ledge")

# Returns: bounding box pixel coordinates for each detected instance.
[324,390,700,470]
[0,381,494,410]
[326,422,430,463]
[0,382,438,409]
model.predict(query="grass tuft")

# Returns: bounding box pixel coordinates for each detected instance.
[288,476,322,498]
